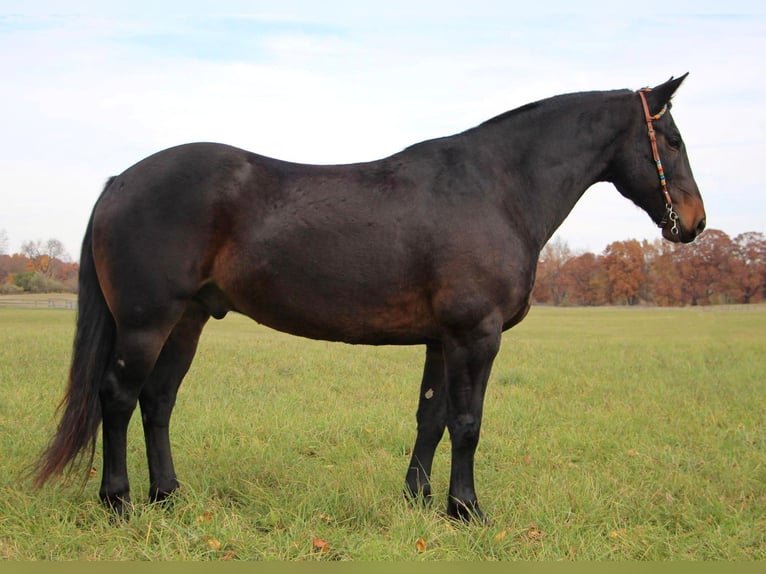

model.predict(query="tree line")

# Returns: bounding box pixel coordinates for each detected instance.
[533,229,766,306]
[0,237,79,294]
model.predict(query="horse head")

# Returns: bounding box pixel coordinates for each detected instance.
[611,74,706,243]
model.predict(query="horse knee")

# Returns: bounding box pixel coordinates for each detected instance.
[450,414,481,451]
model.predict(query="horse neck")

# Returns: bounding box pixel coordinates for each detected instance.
[470,90,634,250]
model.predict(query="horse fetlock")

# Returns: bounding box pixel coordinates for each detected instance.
[404,467,433,503]
[100,489,132,517]
[446,495,489,525]
[149,479,180,505]
[404,485,434,506]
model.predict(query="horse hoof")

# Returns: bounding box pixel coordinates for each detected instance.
[403,486,434,507]
[446,498,491,525]
[101,495,132,519]
[149,481,180,506]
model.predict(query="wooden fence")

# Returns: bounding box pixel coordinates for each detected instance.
[0,297,76,309]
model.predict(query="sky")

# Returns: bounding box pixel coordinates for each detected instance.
[1,0,764,259]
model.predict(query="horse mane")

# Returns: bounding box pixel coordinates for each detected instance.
[478,88,633,128]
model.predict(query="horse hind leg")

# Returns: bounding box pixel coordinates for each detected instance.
[99,325,171,514]
[405,343,447,503]
[139,301,210,504]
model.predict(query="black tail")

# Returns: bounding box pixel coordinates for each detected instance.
[33,189,116,487]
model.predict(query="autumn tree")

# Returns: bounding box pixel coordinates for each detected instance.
[528,228,764,307]
[1,238,77,293]
[559,252,607,305]
[532,237,572,305]
[21,238,69,278]
[602,239,647,305]
[0,253,29,287]
[732,232,766,303]
[645,240,684,306]
[675,229,737,305]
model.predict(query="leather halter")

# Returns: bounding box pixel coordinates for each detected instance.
[638,88,679,235]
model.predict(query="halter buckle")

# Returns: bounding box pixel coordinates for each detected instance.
[658,204,680,236]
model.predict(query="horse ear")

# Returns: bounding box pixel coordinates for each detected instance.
[646,73,689,115]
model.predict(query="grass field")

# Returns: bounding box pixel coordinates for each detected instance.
[0,298,764,560]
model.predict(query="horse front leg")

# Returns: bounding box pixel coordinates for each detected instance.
[443,321,501,523]
[405,342,447,503]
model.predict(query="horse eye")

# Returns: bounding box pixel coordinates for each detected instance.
[667,136,682,150]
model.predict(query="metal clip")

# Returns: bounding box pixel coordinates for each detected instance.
[658,204,680,236]
[668,207,680,236]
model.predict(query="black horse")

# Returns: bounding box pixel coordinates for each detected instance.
[35,75,705,522]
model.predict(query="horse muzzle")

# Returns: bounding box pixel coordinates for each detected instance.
[662,211,706,243]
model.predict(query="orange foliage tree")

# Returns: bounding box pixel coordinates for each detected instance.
[531,229,765,306]
[602,239,647,305]
[559,252,606,306]
[1,238,78,293]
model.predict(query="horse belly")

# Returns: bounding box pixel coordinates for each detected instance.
[217,246,437,345]
[240,283,436,345]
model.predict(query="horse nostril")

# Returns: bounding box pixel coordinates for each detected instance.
[696,217,707,235]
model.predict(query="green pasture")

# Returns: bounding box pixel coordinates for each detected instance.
[0,299,764,560]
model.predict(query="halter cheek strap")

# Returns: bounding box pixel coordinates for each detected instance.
[638,88,679,236]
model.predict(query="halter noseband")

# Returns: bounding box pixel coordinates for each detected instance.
[638,88,679,236]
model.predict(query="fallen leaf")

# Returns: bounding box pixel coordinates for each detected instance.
[494,529,507,542]
[318,513,333,523]
[627,449,639,457]
[207,538,221,551]
[222,550,237,561]
[312,537,329,553]
[415,537,427,552]
[526,524,545,541]
[197,511,214,523]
